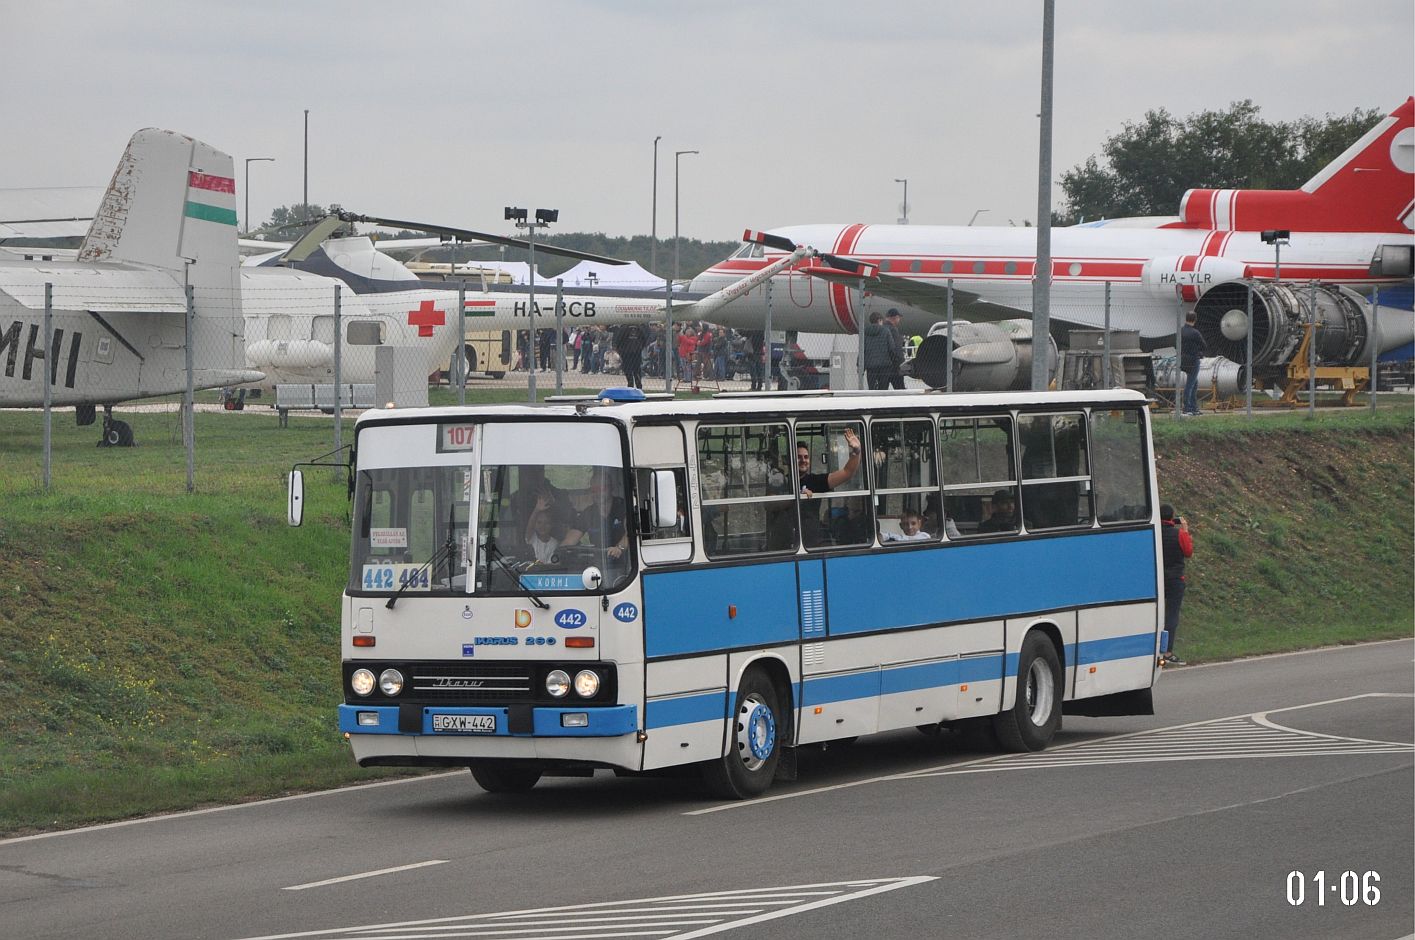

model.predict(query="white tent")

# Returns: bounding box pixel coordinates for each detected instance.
[543,259,669,291]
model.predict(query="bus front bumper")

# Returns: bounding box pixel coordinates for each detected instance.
[338,703,638,738]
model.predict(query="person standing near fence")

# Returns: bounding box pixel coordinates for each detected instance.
[883,309,907,389]
[863,312,892,389]
[1180,311,1207,416]
[615,324,647,390]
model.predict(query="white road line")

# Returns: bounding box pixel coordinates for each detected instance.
[284,859,449,891]
[233,878,934,940]
[0,771,463,847]
[686,691,1413,814]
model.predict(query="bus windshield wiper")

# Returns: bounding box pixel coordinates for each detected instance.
[485,538,550,610]
[386,503,458,610]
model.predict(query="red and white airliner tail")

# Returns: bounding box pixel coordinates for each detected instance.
[1173,97,1414,234]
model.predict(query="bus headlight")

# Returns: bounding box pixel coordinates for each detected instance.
[351,668,376,697]
[573,669,600,698]
[546,670,570,698]
[379,668,404,696]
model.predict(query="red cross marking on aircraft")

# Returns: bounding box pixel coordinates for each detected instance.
[407,299,445,337]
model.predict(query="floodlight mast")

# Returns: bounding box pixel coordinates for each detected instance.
[508,206,558,402]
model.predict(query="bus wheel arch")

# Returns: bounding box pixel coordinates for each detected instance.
[993,627,1064,752]
[702,658,791,799]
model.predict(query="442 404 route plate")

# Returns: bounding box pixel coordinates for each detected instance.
[431,714,497,733]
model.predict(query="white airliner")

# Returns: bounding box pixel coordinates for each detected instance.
[690,97,1415,376]
[0,129,261,445]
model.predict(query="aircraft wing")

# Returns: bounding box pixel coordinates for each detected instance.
[0,187,102,239]
[798,265,986,318]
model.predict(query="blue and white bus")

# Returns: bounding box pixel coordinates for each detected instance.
[290,387,1163,798]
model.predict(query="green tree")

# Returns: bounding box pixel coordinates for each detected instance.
[1057,101,1384,224]
[260,203,330,232]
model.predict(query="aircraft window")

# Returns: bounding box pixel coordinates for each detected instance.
[909,260,922,274]
[942,261,954,273]
[1004,261,1018,275]
[973,261,986,274]
[879,259,891,273]
[347,320,385,346]
[750,244,765,259]
[1069,262,1083,276]
[312,316,335,344]
[267,315,293,341]
[731,243,753,259]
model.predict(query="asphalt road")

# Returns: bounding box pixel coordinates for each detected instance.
[3,640,1411,940]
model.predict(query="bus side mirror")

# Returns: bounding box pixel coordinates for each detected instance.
[288,470,305,527]
[652,470,678,529]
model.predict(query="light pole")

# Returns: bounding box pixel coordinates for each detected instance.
[895,178,908,224]
[507,206,559,403]
[667,150,697,391]
[244,157,274,234]
[968,208,990,226]
[302,109,309,222]
[651,136,662,279]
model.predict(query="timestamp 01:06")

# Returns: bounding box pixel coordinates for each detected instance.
[1286,870,1381,907]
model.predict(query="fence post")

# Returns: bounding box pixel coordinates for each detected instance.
[184,281,195,494]
[1370,286,1380,414]
[456,280,466,407]
[1245,279,1254,417]
[1173,295,1184,420]
[555,278,565,394]
[1308,281,1317,417]
[946,279,955,393]
[1102,281,1112,387]
[333,284,342,457]
[42,282,52,490]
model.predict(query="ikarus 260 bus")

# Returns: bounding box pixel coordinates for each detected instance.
[288,386,1165,798]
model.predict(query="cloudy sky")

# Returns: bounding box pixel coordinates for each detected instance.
[3,1,1410,243]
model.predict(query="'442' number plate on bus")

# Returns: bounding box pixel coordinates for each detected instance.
[431,714,497,733]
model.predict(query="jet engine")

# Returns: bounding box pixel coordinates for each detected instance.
[912,318,1058,392]
[1153,355,1247,399]
[1193,281,1374,371]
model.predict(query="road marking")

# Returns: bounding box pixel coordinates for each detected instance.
[284,859,448,891]
[232,877,937,940]
[688,692,1413,814]
[0,772,463,847]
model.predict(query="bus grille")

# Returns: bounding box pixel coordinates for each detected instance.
[409,664,533,703]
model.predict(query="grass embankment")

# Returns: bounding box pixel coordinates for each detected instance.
[0,400,1410,834]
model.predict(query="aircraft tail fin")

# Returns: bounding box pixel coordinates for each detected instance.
[1175,97,1414,233]
[78,128,240,282]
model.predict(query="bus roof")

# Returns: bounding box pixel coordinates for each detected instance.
[354,388,1152,431]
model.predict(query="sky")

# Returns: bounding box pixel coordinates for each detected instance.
[2,1,1411,244]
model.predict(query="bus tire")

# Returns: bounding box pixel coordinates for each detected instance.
[469,760,542,793]
[702,669,781,799]
[993,631,1062,752]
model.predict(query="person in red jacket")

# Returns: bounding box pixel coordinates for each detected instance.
[675,326,698,381]
[1159,503,1194,665]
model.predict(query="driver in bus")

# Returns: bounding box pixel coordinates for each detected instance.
[564,470,630,559]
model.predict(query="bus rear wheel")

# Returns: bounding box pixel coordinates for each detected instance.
[469,760,542,793]
[702,669,781,799]
[993,631,1062,752]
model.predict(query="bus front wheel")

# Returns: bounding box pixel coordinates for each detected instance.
[702,669,781,799]
[993,631,1062,752]
[469,760,542,793]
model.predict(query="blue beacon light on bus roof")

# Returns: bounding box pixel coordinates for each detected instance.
[598,387,647,403]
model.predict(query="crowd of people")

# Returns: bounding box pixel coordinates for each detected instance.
[510,321,778,390]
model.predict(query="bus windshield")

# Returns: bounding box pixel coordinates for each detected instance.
[349,420,631,597]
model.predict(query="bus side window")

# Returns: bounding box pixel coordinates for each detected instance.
[940,416,1017,537]
[873,418,940,544]
[637,467,692,565]
[697,423,796,559]
[794,419,870,551]
[1018,413,1092,530]
[1090,407,1151,523]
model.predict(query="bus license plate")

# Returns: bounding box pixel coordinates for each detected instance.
[431,714,497,734]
